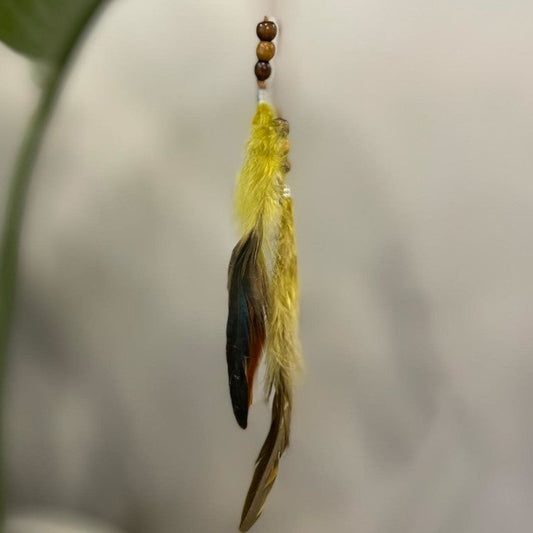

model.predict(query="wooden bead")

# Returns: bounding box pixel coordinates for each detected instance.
[256,41,275,61]
[255,61,271,81]
[256,21,277,41]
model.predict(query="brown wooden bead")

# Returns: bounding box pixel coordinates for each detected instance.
[256,21,277,41]
[256,41,275,61]
[255,61,271,81]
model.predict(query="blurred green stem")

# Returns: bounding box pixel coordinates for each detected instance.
[0,3,106,528]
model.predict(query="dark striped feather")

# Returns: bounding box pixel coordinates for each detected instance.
[226,230,267,429]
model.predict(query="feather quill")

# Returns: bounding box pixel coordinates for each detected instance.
[226,230,267,429]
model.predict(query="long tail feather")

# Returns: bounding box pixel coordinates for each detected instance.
[239,195,302,530]
[226,230,267,429]
[239,377,291,532]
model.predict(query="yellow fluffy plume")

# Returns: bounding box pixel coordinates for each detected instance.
[234,102,289,239]
[265,195,302,394]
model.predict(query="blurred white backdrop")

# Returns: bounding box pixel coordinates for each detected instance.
[1,0,533,532]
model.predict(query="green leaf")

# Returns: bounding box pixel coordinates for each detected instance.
[0,0,102,61]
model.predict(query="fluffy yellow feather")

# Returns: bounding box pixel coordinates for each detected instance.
[265,195,303,394]
[239,195,302,532]
[234,102,288,240]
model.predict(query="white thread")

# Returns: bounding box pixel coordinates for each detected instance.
[257,87,267,103]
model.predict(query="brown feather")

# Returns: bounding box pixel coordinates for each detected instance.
[239,375,292,531]
[226,230,267,428]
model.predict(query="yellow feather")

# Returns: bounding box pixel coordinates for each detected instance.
[265,196,303,394]
[239,196,302,531]
[234,103,288,240]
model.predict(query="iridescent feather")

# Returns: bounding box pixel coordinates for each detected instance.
[226,230,267,429]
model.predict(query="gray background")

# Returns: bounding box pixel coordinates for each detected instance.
[1,0,533,532]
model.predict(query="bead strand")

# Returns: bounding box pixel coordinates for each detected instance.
[255,18,277,87]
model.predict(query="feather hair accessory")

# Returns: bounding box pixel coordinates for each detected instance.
[225,16,303,531]
[226,102,286,429]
